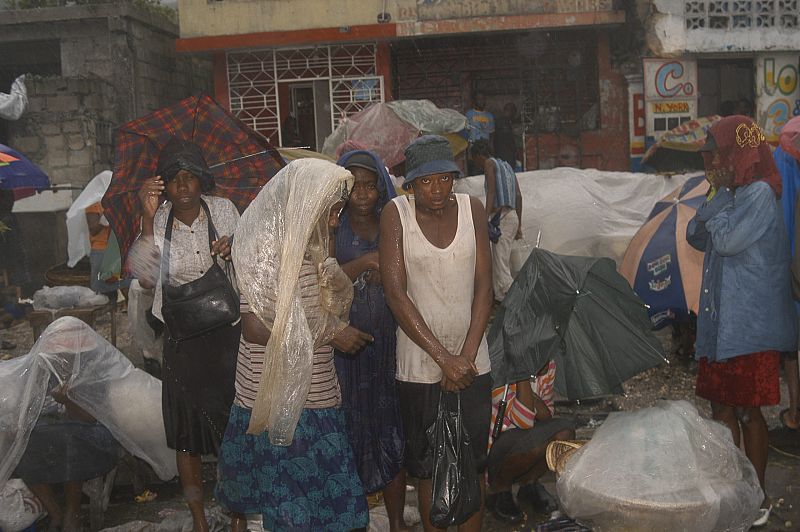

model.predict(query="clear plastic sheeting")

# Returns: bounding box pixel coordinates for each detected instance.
[557,401,761,532]
[321,100,466,168]
[126,279,161,364]
[32,285,109,311]
[455,169,701,265]
[66,170,113,267]
[0,75,27,121]
[232,159,354,444]
[0,317,177,486]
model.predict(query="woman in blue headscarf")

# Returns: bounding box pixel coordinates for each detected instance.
[335,150,406,531]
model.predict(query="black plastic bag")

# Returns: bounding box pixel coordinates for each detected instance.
[427,391,481,527]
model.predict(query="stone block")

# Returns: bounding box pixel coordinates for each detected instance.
[46,95,80,113]
[26,97,46,114]
[65,133,87,151]
[46,149,69,168]
[61,165,95,186]
[48,170,72,186]
[68,149,93,167]
[11,136,41,155]
[61,121,83,134]
[44,134,65,152]
[41,123,61,136]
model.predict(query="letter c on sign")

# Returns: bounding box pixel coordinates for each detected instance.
[655,62,693,98]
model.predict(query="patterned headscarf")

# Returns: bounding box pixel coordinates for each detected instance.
[702,115,782,197]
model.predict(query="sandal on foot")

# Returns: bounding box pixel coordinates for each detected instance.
[752,504,772,527]
[779,408,799,430]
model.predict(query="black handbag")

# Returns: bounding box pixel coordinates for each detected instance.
[427,392,481,527]
[160,199,239,341]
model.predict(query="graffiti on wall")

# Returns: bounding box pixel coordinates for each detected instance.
[756,54,800,142]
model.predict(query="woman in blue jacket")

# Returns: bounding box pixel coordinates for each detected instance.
[687,115,797,527]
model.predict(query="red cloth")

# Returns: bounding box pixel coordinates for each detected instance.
[696,351,780,407]
[702,115,782,197]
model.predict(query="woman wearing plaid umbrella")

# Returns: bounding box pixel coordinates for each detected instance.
[133,139,241,532]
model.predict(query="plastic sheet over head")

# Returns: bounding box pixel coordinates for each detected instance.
[232,158,354,445]
[0,317,177,486]
[66,170,112,267]
[556,401,761,532]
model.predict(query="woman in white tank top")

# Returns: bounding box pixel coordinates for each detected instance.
[380,135,493,532]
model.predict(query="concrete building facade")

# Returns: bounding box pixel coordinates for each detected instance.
[634,0,800,161]
[176,0,634,172]
[0,1,211,290]
[0,1,211,188]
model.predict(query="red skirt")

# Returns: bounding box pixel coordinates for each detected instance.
[696,351,780,407]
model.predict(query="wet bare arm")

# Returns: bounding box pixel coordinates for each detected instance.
[242,311,271,345]
[340,251,379,282]
[514,379,552,421]
[460,196,493,363]
[379,202,476,388]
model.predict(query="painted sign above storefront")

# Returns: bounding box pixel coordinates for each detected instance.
[414,0,614,21]
[643,58,698,140]
[756,53,800,142]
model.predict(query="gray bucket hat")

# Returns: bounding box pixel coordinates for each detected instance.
[402,135,461,190]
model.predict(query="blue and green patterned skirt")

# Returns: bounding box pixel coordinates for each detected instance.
[215,404,369,531]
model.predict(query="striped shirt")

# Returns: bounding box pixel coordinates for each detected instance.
[486,157,517,210]
[234,261,341,410]
[489,360,556,447]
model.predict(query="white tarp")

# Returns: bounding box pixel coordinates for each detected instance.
[0,75,28,121]
[66,170,112,267]
[454,168,701,266]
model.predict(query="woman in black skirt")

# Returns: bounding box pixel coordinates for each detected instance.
[133,139,240,531]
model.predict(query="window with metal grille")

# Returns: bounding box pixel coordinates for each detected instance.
[392,31,600,135]
[521,32,600,134]
[227,44,380,145]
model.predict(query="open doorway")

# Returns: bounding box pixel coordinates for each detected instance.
[280,82,333,151]
[697,58,755,117]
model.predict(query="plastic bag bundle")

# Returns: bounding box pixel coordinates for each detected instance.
[32,285,109,311]
[232,159,354,444]
[0,317,177,486]
[0,479,45,532]
[556,401,761,532]
[0,75,27,121]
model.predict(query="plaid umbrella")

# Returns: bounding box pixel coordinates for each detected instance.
[103,95,284,265]
[0,143,51,200]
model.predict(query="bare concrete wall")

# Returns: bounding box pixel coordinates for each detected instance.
[2,2,212,187]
